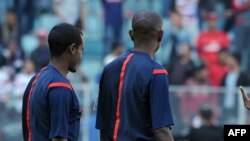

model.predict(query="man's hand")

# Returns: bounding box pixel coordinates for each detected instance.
[240,86,250,110]
[153,127,174,141]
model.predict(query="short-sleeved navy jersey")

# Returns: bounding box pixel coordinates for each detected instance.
[96,51,174,141]
[22,65,81,141]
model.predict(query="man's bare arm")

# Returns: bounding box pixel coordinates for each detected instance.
[240,86,250,110]
[153,127,174,141]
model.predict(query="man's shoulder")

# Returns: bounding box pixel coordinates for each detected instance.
[152,61,165,69]
[148,61,169,77]
[103,53,167,74]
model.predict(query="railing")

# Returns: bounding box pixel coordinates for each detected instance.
[73,84,250,141]
[0,84,249,141]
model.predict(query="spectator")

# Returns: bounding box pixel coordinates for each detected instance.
[196,12,230,86]
[53,0,88,30]
[14,0,36,35]
[179,63,218,127]
[0,39,25,73]
[166,43,196,134]
[197,12,230,65]
[161,0,175,17]
[157,10,190,66]
[208,48,229,87]
[232,0,250,72]
[187,104,223,141]
[30,29,50,72]
[12,59,35,113]
[0,66,13,107]
[168,43,196,85]
[101,0,123,56]
[103,42,124,66]
[221,0,235,32]
[36,0,54,15]
[197,0,217,30]
[2,9,19,45]
[176,0,200,44]
[221,53,250,123]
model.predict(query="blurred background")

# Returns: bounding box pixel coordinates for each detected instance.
[0,0,250,140]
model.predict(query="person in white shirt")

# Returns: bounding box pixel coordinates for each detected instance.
[13,59,35,113]
[103,42,124,66]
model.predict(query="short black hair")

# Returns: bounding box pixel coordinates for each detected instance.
[199,104,213,120]
[132,10,162,40]
[48,23,83,57]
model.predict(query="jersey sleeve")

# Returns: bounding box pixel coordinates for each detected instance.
[48,87,73,139]
[150,69,174,130]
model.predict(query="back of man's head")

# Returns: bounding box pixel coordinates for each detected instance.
[48,23,83,57]
[131,10,163,42]
[199,104,213,121]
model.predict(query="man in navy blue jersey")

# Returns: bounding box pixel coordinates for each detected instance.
[96,10,174,141]
[22,23,84,141]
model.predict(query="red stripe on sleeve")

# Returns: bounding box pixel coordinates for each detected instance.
[153,69,168,75]
[48,82,73,90]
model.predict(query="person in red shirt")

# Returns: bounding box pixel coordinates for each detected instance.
[209,48,229,86]
[196,12,230,86]
[179,63,218,126]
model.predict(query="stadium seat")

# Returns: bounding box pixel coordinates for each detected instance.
[33,14,59,33]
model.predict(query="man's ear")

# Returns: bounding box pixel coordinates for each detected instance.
[158,30,163,42]
[69,43,77,55]
[129,29,134,41]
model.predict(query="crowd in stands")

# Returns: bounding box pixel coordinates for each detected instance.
[0,0,250,141]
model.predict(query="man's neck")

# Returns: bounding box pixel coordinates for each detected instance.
[134,42,156,58]
[50,58,68,77]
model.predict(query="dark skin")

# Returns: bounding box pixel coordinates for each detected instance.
[50,42,83,141]
[100,11,174,141]
[131,11,174,141]
[52,138,67,141]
